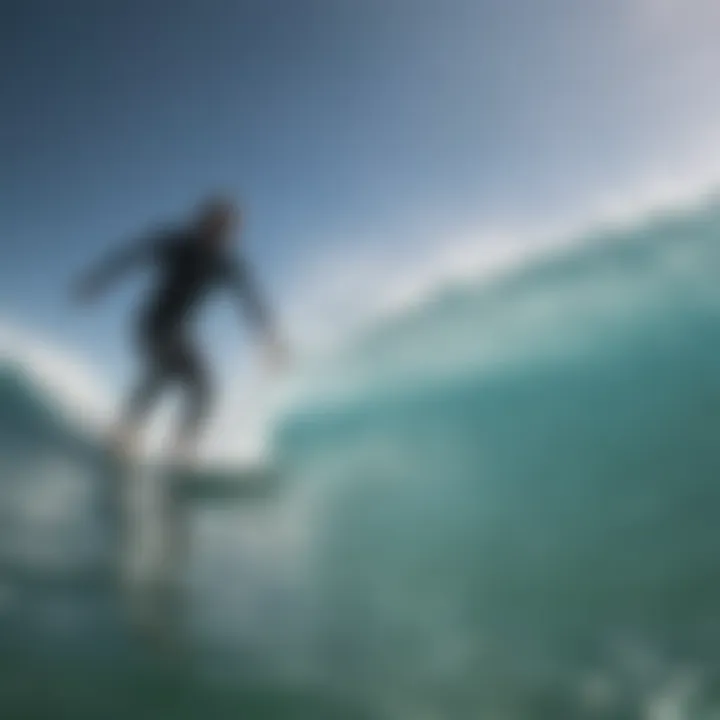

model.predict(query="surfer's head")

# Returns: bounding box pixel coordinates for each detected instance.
[196,195,241,247]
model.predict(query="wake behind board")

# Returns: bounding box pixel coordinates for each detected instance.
[96,448,280,648]
[96,449,173,642]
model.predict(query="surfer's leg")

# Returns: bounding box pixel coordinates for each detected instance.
[111,326,173,457]
[111,368,167,458]
[153,338,210,633]
[172,339,212,463]
[124,367,166,425]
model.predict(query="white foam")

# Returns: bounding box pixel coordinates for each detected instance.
[0,319,112,432]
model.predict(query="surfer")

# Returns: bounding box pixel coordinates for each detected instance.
[72,196,286,463]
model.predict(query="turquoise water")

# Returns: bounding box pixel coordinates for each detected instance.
[4,200,720,717]
[274,200,720,717]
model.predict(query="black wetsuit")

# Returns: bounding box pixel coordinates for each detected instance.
[81,227,271,441]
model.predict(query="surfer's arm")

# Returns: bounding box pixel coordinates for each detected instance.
[72,230,169,301]
[227,258,274,337]
[227,259,289,370]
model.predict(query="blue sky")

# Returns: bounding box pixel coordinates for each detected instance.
[3,0,720,456]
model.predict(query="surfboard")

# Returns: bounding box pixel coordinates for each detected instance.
[173,464,279,504]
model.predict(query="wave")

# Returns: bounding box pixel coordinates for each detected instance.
[278,198,720,417]
[271,198,720,716]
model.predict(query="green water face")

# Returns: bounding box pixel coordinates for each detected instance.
[273,203,720,716]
